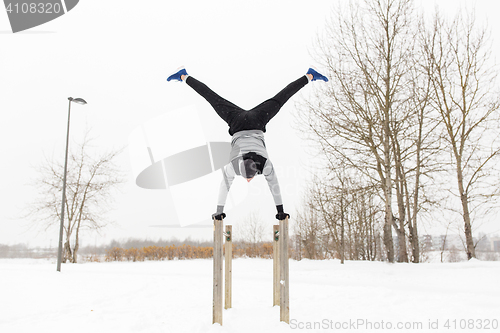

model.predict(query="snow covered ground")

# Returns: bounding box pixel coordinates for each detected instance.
[1,258,499,333]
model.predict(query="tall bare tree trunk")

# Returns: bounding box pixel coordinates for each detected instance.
[340,193,345,264]
[63,240,72,263]
[456,167,475,259]
[407,105,424,263]
[73,221,80,263]
[393,138,409,263]
[384,63,395,263]
[383,168,395,262]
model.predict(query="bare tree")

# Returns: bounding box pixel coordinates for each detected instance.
[439,221,452,263]
[391,37,445,263]
[299,0,431,262]
[238,211,266,257]
[295,183,329,260]
[422,10,500,259]
[298,169,383,262]
[26,133,125,263]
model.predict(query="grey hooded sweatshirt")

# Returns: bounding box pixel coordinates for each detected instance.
[217,130,282,209]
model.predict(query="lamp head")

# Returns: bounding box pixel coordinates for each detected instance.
[68,97,87,105]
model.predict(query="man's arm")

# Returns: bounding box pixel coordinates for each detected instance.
[263,160,290,219]
[213,162,236,219]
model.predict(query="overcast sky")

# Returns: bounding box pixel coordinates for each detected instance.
[1,0,499,248]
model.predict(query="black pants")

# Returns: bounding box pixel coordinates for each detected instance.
[186,75,309,135]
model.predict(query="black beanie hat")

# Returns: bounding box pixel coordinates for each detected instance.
[241,158,258,179]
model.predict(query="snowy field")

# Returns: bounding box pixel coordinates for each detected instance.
[1,258,499,333]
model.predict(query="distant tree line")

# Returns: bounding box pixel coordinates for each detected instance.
[0,244,53,259]
[104,242,277,262]
[1,232,498,262]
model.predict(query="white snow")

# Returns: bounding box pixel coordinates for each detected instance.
[1,258,499,333]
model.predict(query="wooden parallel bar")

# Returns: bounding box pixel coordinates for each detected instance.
[273,225,280,307]
[279,217,289,323]
[225,225,232,310]
[213,218,223,325]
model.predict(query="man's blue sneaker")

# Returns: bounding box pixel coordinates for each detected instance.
[167,66,188,82]
[307,67,329,82]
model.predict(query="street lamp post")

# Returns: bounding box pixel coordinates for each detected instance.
[57,97,87,272]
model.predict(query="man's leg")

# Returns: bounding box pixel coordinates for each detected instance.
[185,76,243,125]
[252,75,309,124]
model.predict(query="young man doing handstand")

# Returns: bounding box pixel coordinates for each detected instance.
[167,66,328,221]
